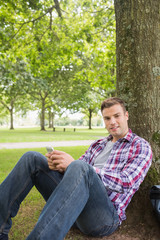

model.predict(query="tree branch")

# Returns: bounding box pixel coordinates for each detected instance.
[54,0,62,18]
[0,98,17,111]
[8,1,62,42]
[0,100,10,111]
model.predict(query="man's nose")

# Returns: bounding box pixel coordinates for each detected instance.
[110,117,116,124]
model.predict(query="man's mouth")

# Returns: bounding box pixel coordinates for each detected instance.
[110,126,119,131]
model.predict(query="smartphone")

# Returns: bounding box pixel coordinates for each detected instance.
[46,146,54,153]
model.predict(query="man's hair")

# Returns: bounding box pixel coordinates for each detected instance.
[101,97,127,113]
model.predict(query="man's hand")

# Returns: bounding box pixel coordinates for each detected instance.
[46,150,74,173]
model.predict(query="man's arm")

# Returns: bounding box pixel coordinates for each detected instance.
[45,139,99,172]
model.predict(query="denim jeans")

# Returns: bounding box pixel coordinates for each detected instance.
[0,151,119,240]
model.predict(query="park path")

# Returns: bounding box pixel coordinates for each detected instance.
[0,140,94,149]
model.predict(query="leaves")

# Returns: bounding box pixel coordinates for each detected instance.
[0,0,116,129]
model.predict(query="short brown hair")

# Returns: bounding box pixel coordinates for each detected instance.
[101,97,127,113]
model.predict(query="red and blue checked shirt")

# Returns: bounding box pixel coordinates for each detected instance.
[79,129,152,224]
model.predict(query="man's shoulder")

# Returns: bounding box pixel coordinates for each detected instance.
[129,130,151,149]
[91,136,109,148]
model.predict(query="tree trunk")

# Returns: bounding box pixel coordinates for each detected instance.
[48,111,52,128]
[114,0,160,170]
[9,108,14,130]
[48,111,55,128]
[41,98,46,131]
[88,108,92,130]
[9,100,14,130]
[51,112,55,128]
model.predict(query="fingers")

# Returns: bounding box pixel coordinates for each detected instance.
[47,156,63,170]
[45,150,65,160]
[45,152,53,158]
[45,150,74,172]
[50,155,63,161]
[52,150,64,154]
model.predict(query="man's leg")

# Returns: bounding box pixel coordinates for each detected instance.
[75,170,119,237]
[0,151,63,235]
[26,160,119,240]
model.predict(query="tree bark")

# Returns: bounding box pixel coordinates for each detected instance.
[48,111,55,128]
[9,108,14,130]
[114,0,160,170]
[48,111,52,128]
[41,98,46,131]
[51,112,55,128]
[9,100,14,130]
[88,108,92,130]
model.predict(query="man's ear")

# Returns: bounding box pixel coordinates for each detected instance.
[126,111,129,120]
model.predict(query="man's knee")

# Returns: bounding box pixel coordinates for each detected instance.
[66,160,93,180]
[68,160,89,171]
[19,151,48,170]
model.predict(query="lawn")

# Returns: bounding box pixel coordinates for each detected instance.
[0,146,88,240]
[1,135,159,240]
[0,127,107,239]
[0,127,107,143]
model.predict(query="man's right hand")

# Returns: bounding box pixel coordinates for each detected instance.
[46,150,74,172]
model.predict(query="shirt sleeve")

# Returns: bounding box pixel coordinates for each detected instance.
[78,140,98,164]
[79,144,91,163]
[93,140,152,193]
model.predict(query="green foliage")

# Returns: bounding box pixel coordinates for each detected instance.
[0,0,116,129]
[0,55,34,128]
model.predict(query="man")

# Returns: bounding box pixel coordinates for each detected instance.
[0,97,152,240]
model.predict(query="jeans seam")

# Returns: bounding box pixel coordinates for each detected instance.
[0,166,59,233]
[0,176,31,233]
[37,166,88,239]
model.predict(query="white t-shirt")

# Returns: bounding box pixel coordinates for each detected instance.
[94,141,114,169]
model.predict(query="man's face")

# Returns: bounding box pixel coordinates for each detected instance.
[102,104,129,142]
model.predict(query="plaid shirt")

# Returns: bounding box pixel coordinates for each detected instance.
[79,129,152,224]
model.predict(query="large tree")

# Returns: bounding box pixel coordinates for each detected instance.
[114,0,160,235]
[114,0,160,170]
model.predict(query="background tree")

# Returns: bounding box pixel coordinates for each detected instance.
[81,92,103,129]
[69,0,116,97]
[0,56,32,129]
[0,105,9,126]
[0,0,116,130]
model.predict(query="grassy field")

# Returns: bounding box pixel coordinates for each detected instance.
[0,127,107,143]
[0,146,88,240]
[0,127,107,239]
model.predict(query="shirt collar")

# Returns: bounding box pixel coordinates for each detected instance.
[106,129,133,143]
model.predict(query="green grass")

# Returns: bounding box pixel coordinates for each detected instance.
[0,127,107,239]
[0,146,88,240]
[0,127,107,143]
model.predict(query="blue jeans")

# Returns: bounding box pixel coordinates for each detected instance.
[0,151,119,240]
